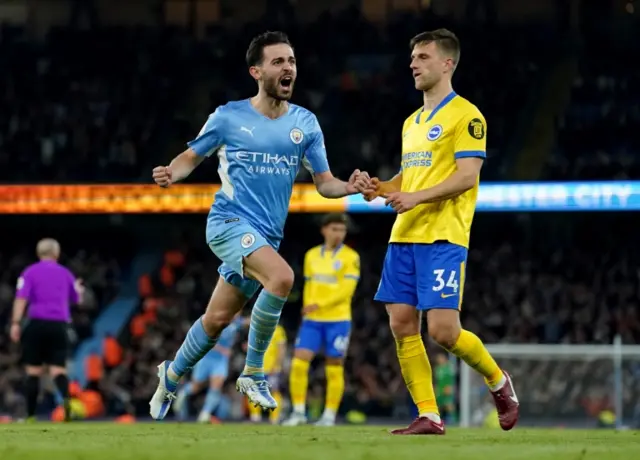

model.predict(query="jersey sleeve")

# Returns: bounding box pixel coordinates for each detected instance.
[302,250,314,306]
[454,109,487,159]
[187,107,225,157]
[15,271,31,300]
[303,249,313,281]
[343,252,360,281]
[302,115,330,175]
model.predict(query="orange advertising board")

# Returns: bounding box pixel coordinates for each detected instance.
[0,184,346,214]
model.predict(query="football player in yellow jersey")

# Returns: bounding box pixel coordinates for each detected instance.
[249,324,287,424]
[364,29,519,435]
[282,213,359,427]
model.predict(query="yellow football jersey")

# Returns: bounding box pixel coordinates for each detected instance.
[390,92,486,248]
[264,324,287,374]
[302,244,360,322]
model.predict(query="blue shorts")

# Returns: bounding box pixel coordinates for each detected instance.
[207,218,271,298]
[192,351,229,382]
[295,320,351,358]
[374,242,467,311]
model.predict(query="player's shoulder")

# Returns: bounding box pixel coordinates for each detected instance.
[20,263,38,277]
[403,107,423,130]
[212,99,249,117]
[340,244,360,260]
[288,103,316,119]
[305,245,323,258]
[449,95,485,121]
[288,103,321,128]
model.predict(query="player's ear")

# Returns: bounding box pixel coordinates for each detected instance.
[444,58,455,74]
[248,65,261,81]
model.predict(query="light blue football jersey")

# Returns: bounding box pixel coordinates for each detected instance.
[188,99,330,247]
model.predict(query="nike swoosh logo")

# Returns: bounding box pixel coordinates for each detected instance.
[440,293,456,299]
[509,395,519,403]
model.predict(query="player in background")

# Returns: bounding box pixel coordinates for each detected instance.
[364,29,519,435]
[434,352,456,424]
[282,213,359,426]
[174,315,247,422]
[149,31,370,420]
[248,322,287,424]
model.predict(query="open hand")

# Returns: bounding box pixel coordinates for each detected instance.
[152,166,172,188]
[346,169,371,194]
[385,191,421,213]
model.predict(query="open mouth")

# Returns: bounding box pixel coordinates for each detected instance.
[280,76,293,89]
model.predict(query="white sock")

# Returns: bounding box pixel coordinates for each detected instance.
[293,403,306,415]
[419,412,442,424]
[322,409,336,420]
[490,374,507,392]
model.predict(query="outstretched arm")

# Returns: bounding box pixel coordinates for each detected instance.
[312,170,370,198]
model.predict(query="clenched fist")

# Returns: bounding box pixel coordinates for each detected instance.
[152,166,172,188]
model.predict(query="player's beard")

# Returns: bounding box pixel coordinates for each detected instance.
[264,76,293,101]
[416,73,439,92]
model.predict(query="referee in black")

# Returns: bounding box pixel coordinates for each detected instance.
[10,239,84,421]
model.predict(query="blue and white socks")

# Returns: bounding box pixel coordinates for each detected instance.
[244,290,287,375]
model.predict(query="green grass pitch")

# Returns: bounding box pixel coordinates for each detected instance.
[1,423,639,460]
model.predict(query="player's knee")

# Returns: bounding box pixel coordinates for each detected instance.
[202,309,235,336]
[263,265,294,297]
[293,348,314,362]
[427,320,461,349]
[388,312,420,339]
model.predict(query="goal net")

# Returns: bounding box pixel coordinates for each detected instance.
[458,339,640,429]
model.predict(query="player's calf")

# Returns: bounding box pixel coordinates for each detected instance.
[426,309,519,430]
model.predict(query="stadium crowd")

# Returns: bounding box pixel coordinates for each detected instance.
[1,3,639,426]
[0,8,557,184]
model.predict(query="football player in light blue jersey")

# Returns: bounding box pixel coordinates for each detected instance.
[149,31,370,420]
[174,315,247,423]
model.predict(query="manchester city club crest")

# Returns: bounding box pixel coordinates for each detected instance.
[240,233,256,249]
[290,128,304,144]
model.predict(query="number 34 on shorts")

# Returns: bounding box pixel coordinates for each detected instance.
[374,242,467,311]
[429,267,464,307]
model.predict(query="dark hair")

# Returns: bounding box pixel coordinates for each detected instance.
[245,31,292,67]
[321,213,349,228]
[410,28,460,68]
